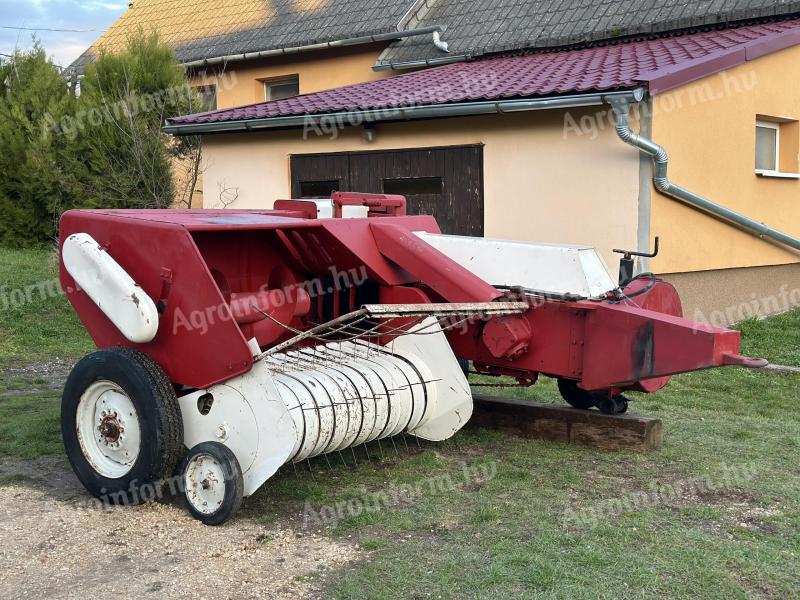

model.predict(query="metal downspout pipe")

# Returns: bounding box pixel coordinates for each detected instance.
[607,97,800,252]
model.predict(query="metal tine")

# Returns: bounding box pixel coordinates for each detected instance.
[291,461,299,477]
[324,453,333,471]
[308,314,372,339]
[401,432,410,452]
[277,313,435,357]
[363,443,372,463]
[306,459,315,481]
[377,438,386,461]
[260,305,489,359]
[390,436,400,457]
[350,446,359,466]
[337,450,348,467]
[260,310,369,356]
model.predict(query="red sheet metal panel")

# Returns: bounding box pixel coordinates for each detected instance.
[59,211,254,388]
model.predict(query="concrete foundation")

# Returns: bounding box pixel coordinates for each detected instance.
[662,262,800,327]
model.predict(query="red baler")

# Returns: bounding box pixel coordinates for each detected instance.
[58,193,765,524]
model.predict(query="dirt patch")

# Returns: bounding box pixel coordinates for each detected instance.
[0,357,75,394]
[0,458,358,599]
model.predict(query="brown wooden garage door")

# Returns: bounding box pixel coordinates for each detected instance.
[290,145,484,236]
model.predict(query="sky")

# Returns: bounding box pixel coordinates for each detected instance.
[1,0,127,69]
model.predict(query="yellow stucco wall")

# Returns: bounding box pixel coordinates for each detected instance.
[199,109,642,268]
[649,45,800,274]
[191,45,389,109]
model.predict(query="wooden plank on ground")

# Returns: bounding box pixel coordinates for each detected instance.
[470,394,662,452]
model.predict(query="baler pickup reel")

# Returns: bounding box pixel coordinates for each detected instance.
[176,303,531,522]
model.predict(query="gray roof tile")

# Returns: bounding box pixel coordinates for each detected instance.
[69,0,416,72]
[377,0,800,67]
[71,0,800,75]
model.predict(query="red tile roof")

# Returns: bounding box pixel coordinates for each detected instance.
[170,19,800,127]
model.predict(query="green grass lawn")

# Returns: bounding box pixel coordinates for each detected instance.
[0,246,92,363]
[1,247,798,598]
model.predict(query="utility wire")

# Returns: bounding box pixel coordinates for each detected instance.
[0,25,102,33]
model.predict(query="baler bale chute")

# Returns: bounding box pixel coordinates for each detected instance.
[58,192,767,524]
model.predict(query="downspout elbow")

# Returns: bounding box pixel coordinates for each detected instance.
[612,103,671,194]
[607,96,800,253]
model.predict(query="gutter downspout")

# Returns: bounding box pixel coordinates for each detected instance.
[374,54,468,71]
[607,96,800,253]
[184,26,445,69]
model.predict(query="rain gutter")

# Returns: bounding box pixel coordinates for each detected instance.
[183,26,446,69]
[164,88,644,136]
[373,54,469,71]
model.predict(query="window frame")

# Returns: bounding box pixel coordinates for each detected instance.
[755,119,780,175]
[193,84,217,112]
[263,76,300,102]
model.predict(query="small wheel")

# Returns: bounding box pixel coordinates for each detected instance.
[597,395,630,415]
[62,348,183,505]
[557,378,598,410]
[181,442,243,526]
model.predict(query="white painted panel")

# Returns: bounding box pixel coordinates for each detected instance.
[385,318,473,441]
[62,233,159,344]
[179,362,298,497]
[414,232,617,297]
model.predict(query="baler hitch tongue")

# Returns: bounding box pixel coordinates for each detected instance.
[721,354,769,368]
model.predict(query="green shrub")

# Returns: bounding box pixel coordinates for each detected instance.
[0,33,201,247]
[0,43,83,246]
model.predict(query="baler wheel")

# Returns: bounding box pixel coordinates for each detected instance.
[61,348,183,505]
[556,379,630,415]
[597,396,629,415]
[180,442,243,526]
[557,378,598,410]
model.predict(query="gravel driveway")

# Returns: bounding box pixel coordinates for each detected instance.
[0,458,358,599]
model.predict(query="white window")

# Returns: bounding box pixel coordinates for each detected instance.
[264,76,299,101]
[755,120,779,172]
[194,84,217,111]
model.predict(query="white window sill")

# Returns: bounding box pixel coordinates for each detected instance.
[755,169,800,179]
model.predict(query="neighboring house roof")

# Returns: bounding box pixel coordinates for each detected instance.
[70,0,800,76]
[377,0,800,69]
[68,0,417,74]
[167,19,800,131]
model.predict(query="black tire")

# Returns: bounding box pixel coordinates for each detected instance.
[61,348,183,505]
[597,395,629,415]
[557,378,599,410]
[180,442,243,526]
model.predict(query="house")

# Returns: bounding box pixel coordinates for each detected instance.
[67,0,434,109]
[76,1,800,320]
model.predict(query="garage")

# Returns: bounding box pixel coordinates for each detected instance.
[290,145,484,236]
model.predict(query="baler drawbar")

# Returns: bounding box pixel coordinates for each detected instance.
[58,192,766,524]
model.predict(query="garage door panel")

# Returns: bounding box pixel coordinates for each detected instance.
[291,146,483,236]
[290,154,350,198]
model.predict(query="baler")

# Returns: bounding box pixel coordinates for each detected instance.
[58,192,766,524]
